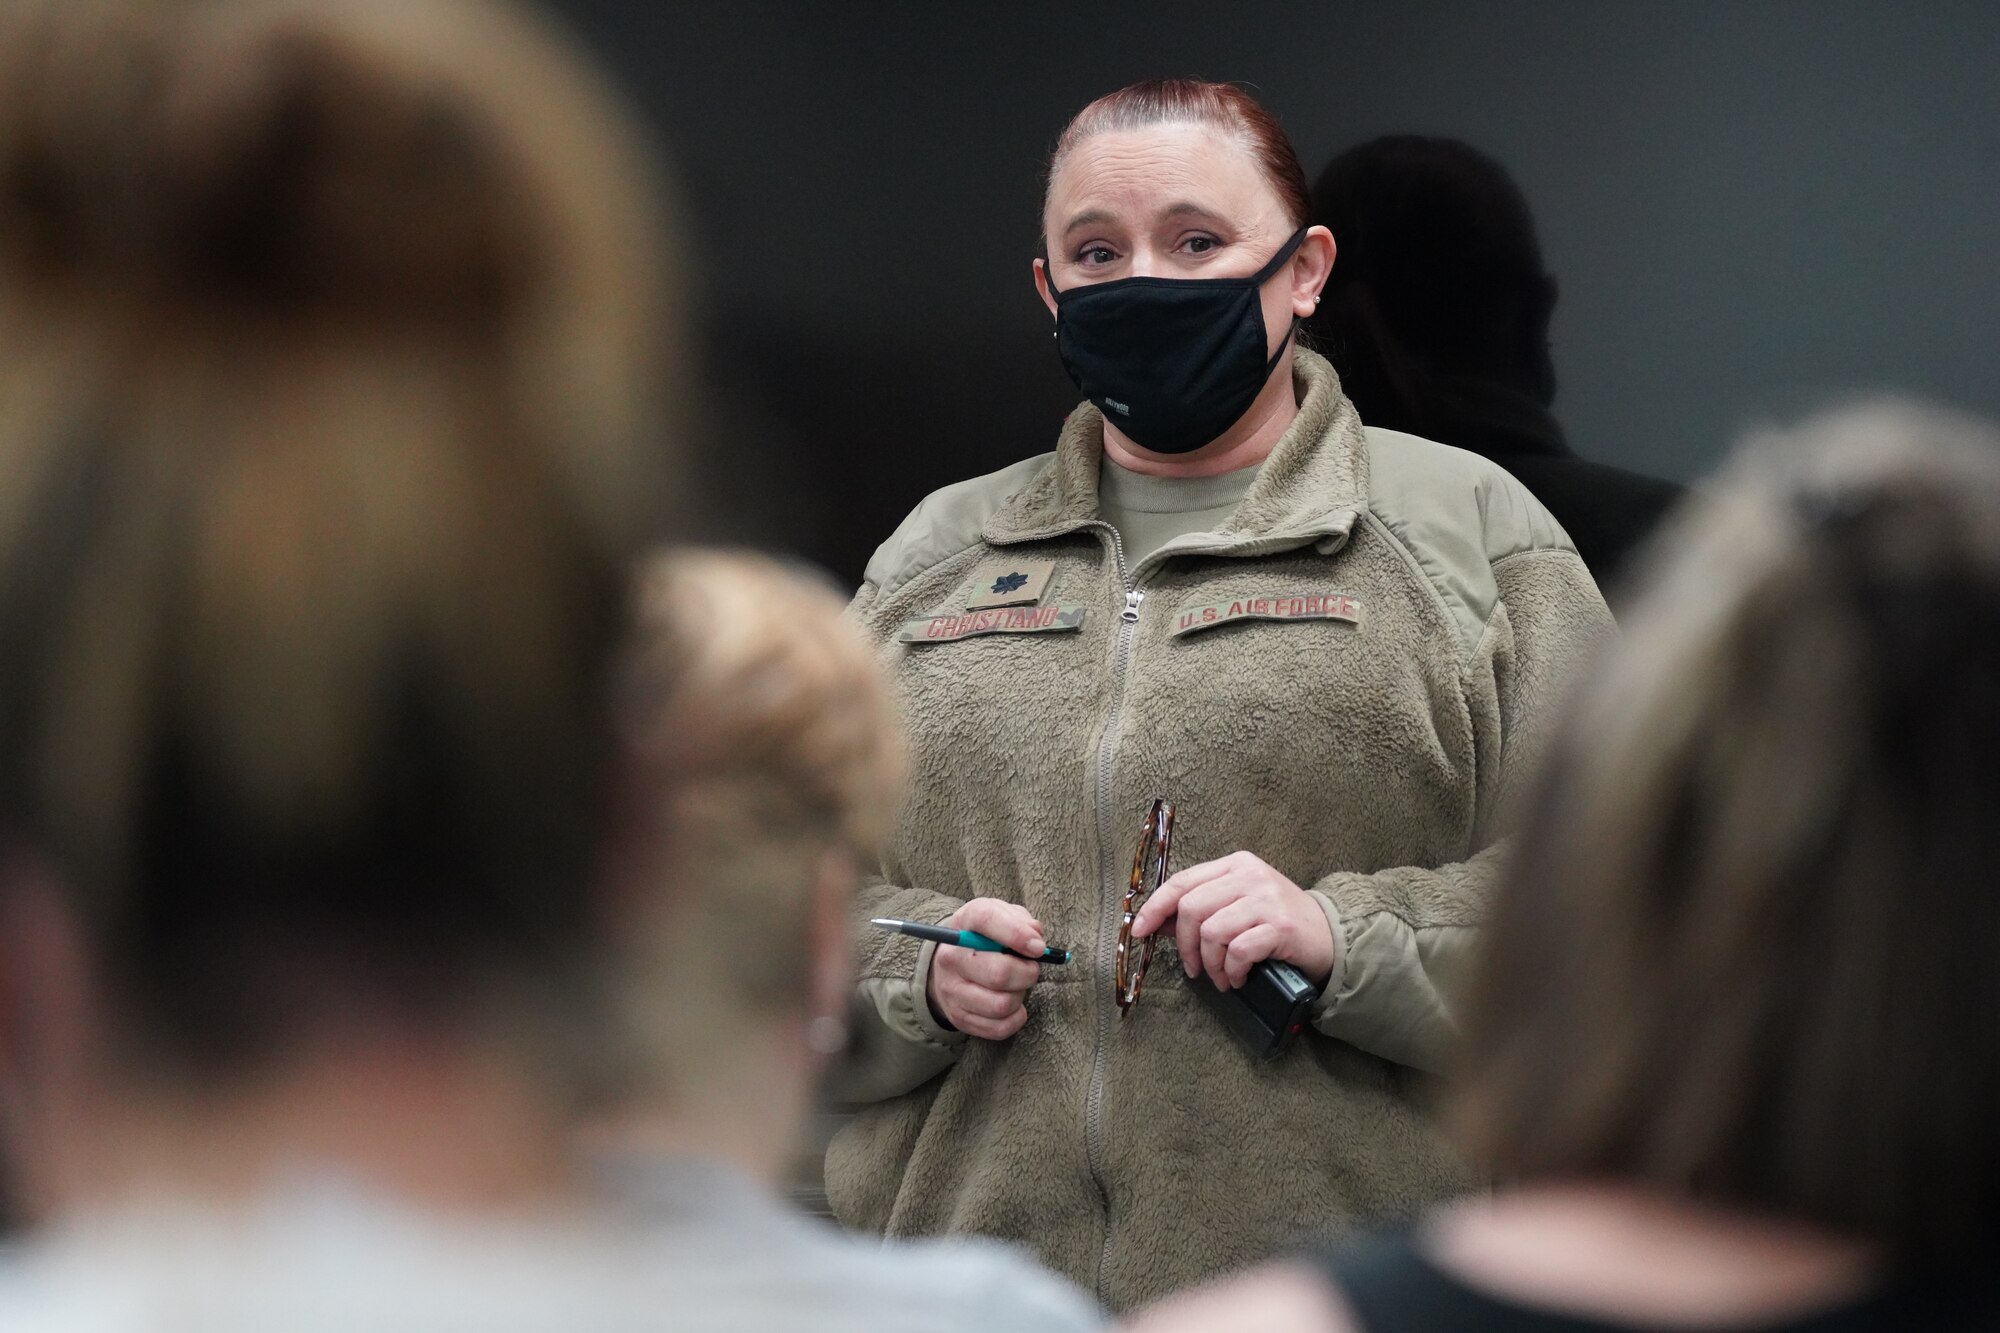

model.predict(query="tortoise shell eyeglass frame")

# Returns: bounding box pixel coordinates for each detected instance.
[1115,798,1175,1014]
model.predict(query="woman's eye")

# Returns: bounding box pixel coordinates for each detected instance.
[1076,245,1117,266]
[1183,235,1218,254]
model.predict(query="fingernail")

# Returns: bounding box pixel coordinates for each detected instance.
[1026,937,1045,955]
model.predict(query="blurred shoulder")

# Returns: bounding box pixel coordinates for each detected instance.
[838,1232,1103,1333]
[623,1200,1102,1332]
[0,1235,143,1331]
[861,454,1054,600]
[1122,1261,1354,1333]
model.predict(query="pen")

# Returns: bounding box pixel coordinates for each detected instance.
[869,917,1071,964]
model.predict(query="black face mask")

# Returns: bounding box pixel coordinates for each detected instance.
[1045,227,1309,455]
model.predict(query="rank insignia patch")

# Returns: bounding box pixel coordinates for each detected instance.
[964,559,1055,609]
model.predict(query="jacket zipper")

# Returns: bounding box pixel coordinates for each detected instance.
[1083,521,1141,1301]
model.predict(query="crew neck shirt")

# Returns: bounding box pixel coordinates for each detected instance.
[1096,455,1263,566]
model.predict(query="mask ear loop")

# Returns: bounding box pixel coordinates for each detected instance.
[1262,318,1301,378]
[1254,227,1313,377]
[1249,226,1312,285]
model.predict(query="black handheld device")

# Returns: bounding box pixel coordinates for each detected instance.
[1196,959,1320,1060]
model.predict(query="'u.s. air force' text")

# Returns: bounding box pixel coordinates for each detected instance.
[1173,594,1362,637]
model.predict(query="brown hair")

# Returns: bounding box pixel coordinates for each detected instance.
[0,0,683,1079]
[1045,79,1311,232]
[610,551,904,1093]
[1457,401,2000,1265]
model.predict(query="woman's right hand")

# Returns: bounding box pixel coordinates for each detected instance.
[923,898,1045,1039]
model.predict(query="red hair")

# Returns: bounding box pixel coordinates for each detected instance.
[1047,80,1311,230]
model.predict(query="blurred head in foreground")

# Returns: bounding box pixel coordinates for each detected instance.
[1124,402,2000,1332]
[0,0,682,1219]
[601,551,903,1176]
[1461,400,2000,1266]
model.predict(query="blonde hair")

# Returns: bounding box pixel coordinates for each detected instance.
[0,0,685,1075]
[612,550,905,1092]
[1459,400,2000,1264]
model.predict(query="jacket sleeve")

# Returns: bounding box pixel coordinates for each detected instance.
[826,874,968,1104]
[822,576,970,1104]
[1305,548,1612,1073]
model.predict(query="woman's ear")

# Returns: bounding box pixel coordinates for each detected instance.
[1291,225,1337,319]
[1033,258,1059,319]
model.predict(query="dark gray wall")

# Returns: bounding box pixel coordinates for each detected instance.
[555,0,2000,586]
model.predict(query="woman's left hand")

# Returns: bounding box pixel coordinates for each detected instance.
[1129,851,1336,990]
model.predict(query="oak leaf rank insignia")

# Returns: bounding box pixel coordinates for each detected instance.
[964,558,1054,610]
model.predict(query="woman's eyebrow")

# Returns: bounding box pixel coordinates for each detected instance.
[1061,200,1226,238]
[1157,201,1225,223]
[1061,207,1117,237]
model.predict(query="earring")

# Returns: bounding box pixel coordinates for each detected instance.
[806,1014,848,1056]
[1312,295,1321,307]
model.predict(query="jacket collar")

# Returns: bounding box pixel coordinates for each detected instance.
[981,348,1370,568]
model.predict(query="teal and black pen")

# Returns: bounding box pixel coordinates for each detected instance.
[869,917,1071,964]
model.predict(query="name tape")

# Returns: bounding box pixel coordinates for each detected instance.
[897,604,1089,644]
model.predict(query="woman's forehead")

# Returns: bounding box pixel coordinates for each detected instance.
[1045,122,1285,236]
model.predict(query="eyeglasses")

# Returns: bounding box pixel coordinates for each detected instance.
[1115,798,1175,1015]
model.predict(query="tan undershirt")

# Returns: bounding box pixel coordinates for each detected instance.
[1096,455,1263,567]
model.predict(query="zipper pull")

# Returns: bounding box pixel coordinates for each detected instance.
[1121,589,1145,623]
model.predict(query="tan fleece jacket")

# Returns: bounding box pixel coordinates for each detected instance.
[826,349,1614,1310]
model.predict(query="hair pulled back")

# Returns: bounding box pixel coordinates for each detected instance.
[0,0,683,1080]
[608,551,904,1097]
[1045,79,1311,233]
[1460,402,2000,1266]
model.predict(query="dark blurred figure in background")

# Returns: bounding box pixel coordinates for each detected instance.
[1128,400,2000,1331]
[0,0,687,1320]
[1307,135,1681,599]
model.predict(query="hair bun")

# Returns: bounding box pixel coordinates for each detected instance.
[0,1,536,314]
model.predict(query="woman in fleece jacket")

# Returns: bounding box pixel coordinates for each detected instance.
[826,79,1614,1310]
